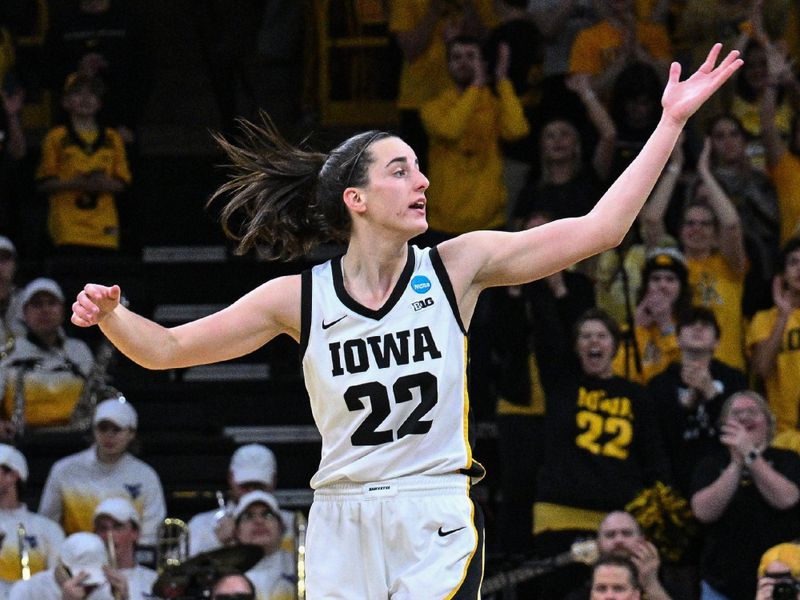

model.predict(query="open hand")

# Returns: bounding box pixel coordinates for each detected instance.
[72,283,122,327]
[661,44,743,126]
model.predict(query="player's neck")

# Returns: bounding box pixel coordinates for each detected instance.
[342,242,408,309]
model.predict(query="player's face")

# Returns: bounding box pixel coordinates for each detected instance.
[680,205,717,254]
[360,137,429,237]
[22,293,64,338]
[576,319,616,377]
[598,513,641,557]
[235,502,283,554]
[591,565,641,600]
[677,320,718,353]
[540,120,579,164]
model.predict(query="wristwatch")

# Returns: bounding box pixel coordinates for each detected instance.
[744,448,761,466]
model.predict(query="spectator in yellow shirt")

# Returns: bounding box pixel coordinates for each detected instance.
[568,0,673,97]
[420,36,529,242]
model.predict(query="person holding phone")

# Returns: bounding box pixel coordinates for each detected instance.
[746,237,800,434]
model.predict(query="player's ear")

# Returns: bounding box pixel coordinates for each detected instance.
[343,187,366,214]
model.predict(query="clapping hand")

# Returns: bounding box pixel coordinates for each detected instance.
[720,418,753,464]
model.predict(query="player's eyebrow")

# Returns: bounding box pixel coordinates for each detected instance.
[385,156,409,168]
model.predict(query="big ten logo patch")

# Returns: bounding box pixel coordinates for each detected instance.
[412,297,434,311]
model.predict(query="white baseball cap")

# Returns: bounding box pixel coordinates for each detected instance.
[233,490,283,526]
[93,497,141,527]
[20,277,64,306]
[59,532,109,586]
[93,397,137,429]
[0,236,16,256]
[230,444,276,486]
[0,444,28,481]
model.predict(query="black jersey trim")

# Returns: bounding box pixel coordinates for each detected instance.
[331,245,415,320]
[430,246,466,335]
[299,269,312,358]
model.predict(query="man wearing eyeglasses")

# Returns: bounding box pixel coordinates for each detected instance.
[691,391,800,600]
[233,491,294,600]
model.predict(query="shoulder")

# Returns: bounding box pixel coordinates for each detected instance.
[749,307,780,329]
[188,509,215,527]
[63,336,93,356]
[49,449,87,473]
[124,454,161,478]
[43,126,68,142]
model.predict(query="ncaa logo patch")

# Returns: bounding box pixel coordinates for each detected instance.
[410,275,432,294]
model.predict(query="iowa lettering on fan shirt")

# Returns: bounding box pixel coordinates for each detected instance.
[328,326,442,376]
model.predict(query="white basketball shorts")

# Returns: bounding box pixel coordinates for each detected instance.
[306,473,484,599]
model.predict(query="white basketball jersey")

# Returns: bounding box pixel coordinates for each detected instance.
[301,245,483,488]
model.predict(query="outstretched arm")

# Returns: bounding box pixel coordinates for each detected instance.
[71,276,302,370]
[439,44,742,326]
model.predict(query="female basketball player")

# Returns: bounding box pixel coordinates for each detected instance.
[71,45,741,598]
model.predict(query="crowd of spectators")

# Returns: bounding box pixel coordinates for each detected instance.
[2,0,800,598]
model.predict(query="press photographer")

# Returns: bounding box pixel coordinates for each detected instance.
[755,543,800,600]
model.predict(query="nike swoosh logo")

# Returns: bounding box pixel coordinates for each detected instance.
[322,315,347,330]
[437,526,465,537]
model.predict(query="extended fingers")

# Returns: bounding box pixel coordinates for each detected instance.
[667,61,682,86]
[714,50,744,81]
[699,43,724,73]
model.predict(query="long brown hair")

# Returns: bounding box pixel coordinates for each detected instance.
[209,113,392,260]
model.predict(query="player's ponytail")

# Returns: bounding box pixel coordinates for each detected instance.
[209,112,390,261]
